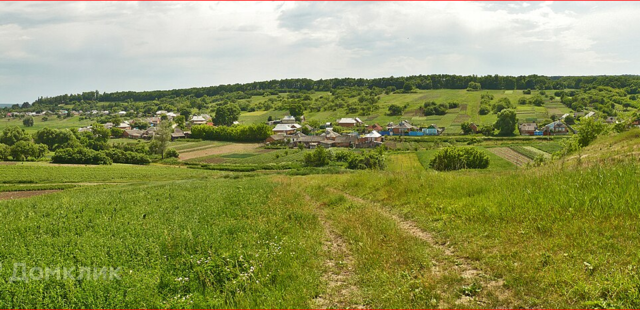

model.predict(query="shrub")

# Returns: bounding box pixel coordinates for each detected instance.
[103,149,151,165]
[9,141,47,161]
[303,146,331,167]
[190,124,272,142]
[0,143,10,160]
[430,146,490,171]
[164,148,179,159]
[478,105,491,115]
[52,148,112,165]
[347,150,386,170]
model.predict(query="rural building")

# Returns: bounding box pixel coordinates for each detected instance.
[321,129,341,140]
[282,116,296,124]
[605,116,617,124]
[366,123,384,131]
[336,118,362,127]
[272,124,300,135]
[190,115,207,125]
[542,121,569,135]
[171,128,186,140]
[266,134,286,144]
[423,124,440,136]
[388,121,417,135]
[584,111,596,118]
[123,129,143,139]
[519,123,538,136]
[116,122,131,130]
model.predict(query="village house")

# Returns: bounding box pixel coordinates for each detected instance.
[605,116,617,124]
[171,128,186,140]
[423,124,441,136]
[116,122,131,130]
[190,115,207,125]
[123,129,143,139]
[281,116,296,124]
[336,117,363,128]
[265,133,286,144]
[542,121,569,135]
[388,121,417,135]
[519,123,538,136]
[366,123,384,132]
[272,124,300,135]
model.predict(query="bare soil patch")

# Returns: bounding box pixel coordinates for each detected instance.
[179,143,262,160]
[0,190,61,201]
[488,147,532,166]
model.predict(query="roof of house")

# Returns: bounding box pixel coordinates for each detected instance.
[363,131,382,138]
[321,130,341,138]
[117,122,131,128]
[519,123,538,131]
[268,134,286,141]
[191,115,206,121]
[298,136,325,143]
[337,118,357,124]
[391,121,416,129]
[125,129,143,136]
[335,135,358,143]
[283,115,296,121]
[273,124,298,131]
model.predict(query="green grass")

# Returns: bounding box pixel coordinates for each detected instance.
[0,163,220,184]
[0,116,93,133]
[0,177,325,308]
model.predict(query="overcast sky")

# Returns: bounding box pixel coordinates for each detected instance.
[1,1,640,103]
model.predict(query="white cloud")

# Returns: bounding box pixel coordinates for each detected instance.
[0,1,639,103]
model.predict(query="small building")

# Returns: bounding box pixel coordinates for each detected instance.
[190,115,207,125]
[519,123,538,136]
[104,122,114,129]
[118,111,127,116]
[123,129,143,139]
[584,111,596,119]
[266,134,286,144]
[273,124,299,135]
[366,123,384,132]
[423,124,440,136]
[282,116,296,124]
[388,121,417,135]
[542,121,569,136]
[156,110,168,116]
[361,131,382,142]
[171,128,186,140]
[296,136,325,148]
[334,135,358,147]
[336,118,362,128]
[116,122,131,130]
[321,129,341,140]
[605,116,617,124]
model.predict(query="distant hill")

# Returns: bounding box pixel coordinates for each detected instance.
[0,103,15,108]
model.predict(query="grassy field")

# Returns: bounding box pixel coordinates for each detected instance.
[234,89,572,133]
[0,116,93,133]
[1,129,640,307]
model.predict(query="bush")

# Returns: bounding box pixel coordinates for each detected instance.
[9,141,47,161]
[0,143,10,160]
[430,146,490,171]
[303,146,331,167]
[347,150,386,170]
[52,148,112,165]
[103,149,151,165]
[190,124,272,142]
[478,105,491,115]
[164,148,179,159]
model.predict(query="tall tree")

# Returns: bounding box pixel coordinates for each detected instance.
[213,103,241,126]
[151,120,172,159]
[494,109,517,136]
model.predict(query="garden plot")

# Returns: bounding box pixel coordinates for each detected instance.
[488,147,532,166]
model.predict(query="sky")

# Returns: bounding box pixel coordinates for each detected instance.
[1,1,640,103]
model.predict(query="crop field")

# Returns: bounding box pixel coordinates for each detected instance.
[0,116,93,133]
[487,147,533,166]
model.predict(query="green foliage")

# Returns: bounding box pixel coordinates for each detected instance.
[103,149,151,165]
[51,148,113,165]
[151,120,172,158]
[466,82,481,91]
[33,128,80,151]
[387,104,404,116]
[492,97,513,113]
[494,109,517,136]
[430,146,490,171]
[164,148,180,159]
[478,105,491,115]
[0,143,9,160]
[564,114,575,125]
[22,116,34,127]
[288,102,304,118]
[110,127,125,138]
[190,124,272,142]
[303,146,331,167]
[347,149,386,170]
[576,117,607,147]
[9,141,47,161]
[214,103,241,126]
[461,121,474,135]
[0,126,30,146]
[423,101,448,116]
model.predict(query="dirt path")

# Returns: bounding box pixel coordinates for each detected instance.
[488,147,532,166]
[0,190,62,201]
[299,192,363,309]
[179,143,262,160]
[328,188,513,307]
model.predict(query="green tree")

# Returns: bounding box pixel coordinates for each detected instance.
[576,117,606,147]
[387,104,404,116]
[213,104,241,126]
[150,120,172,159]
[0,126,30,146]
[288,102,304,119]
[303,146,331,167]
[494,109,517,136]
[91,123,111,143]
[0,143,10,160]
[564,114,575,125]
[10,141,36,161]
[461,121,474,135]
[23,116,34,127]
[33,128,79,151]
[466,82,481,91]
[174,115,186,129]
[402,82,414,92]
[430,146,490,171]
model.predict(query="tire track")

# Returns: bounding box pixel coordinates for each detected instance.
[328,188,513,307]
